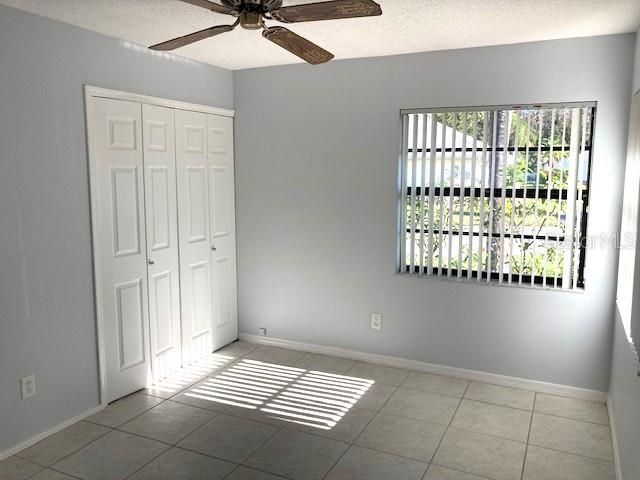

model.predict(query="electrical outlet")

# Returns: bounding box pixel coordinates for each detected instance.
[370,313,382,331]
[21,375,36,399]
[258,327,267,336]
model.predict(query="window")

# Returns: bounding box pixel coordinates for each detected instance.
[399,103,595,289]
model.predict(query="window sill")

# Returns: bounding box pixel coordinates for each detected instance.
[397,269,586,294]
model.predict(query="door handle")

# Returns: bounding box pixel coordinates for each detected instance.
[148,259,155,265]
[211,246,217,251]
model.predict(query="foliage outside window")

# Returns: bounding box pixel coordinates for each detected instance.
[399,103,594,289]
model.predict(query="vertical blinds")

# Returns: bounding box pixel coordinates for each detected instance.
[399,103,595,289]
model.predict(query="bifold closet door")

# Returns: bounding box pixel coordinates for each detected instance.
[90,98,151,403]
[175,109,214,364]
[142,104,182,383]
[207,114,238,350]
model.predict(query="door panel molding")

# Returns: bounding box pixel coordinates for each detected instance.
[114,278,146,370]
[148,166,171,251]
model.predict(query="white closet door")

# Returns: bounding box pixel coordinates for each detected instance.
[142,104,182,382]
[175,109,213,364]
[90,98,151,403]
[207,114,238,350]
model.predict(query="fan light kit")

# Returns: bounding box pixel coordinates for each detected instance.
[150,0,382,65]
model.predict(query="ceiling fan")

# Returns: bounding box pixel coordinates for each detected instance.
[150,0,382,65]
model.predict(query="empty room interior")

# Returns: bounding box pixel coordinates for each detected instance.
[2,1,640,479]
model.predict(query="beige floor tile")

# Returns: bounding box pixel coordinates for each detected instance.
[347,362,410,386]
[139,385,187,400]
[401,372,469,398]
[450,400,531,442]
[6,348,613,480]
[218,357,302,381]
[529,413,613,461]
[119,400,216,444]
[170,378,233,413]
[325,445,427,480]
[140,380,197,400]
[294,352,355,374]
[86,393,164,427]
[191,352,238,372]
[534,394,609,425]
[432,427,526,480]
[354,382,397,411]
[178,414,278,463]
[226,466,289,479]
[178,358,293,414]
[355,412,446,462]
[288,407,375,443]
[424,465,491,479]
[53,430,168,480]
[224,405,294,428]
[382,387,460,425]
[523,445,615,480]
[18,421,110,466]
[215,341,259,359]
[268,369,374,426]
[0,456,44,480]
[29,470,77,480]
[244,346,306,365]
[139,361,223,399]
[464,382,534,410]
[245,429,349,480]
[127,446,236,480]
[210,358,306,406]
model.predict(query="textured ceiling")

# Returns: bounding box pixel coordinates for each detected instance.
[2,0,639,70]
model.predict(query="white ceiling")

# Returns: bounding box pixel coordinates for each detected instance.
[2,0,640,70]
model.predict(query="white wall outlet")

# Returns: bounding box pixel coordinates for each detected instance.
[258,327,267,336]
[370,313,382,331]
[21,375,36,399]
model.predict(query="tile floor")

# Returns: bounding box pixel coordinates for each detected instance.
[1,342,616,480]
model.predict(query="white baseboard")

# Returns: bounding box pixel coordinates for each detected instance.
[0,404,105,461]
[239,333,608,403]
[607,398,623,480]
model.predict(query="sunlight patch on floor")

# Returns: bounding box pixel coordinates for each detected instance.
[182,358,374,430]
[145,353,235,395]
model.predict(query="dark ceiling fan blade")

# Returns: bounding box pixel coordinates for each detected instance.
[271,0,381,23]
[150,24,235,50]
[262,26,334,65]
[177,0,235,15]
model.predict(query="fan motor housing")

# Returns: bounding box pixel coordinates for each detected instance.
[221,0,284,10]
[240,11,263,29]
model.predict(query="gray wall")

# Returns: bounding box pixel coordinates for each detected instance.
[0,4,233,454]
[234,34,634,392]
[608,28,640,480]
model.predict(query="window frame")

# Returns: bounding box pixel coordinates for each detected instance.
[398,102,597,291]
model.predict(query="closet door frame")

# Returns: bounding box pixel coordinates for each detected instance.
[85,86,235,406]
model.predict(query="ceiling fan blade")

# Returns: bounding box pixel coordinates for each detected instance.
[150,24,235,51]
[272,0,381,23]
[262,26,334,65]
[177,0,235,15]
